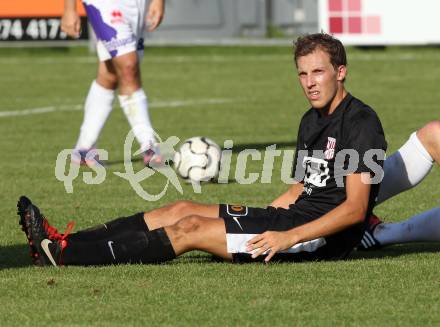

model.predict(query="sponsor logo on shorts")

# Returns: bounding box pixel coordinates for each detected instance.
[227,205,248,217]
[232,216,244,231]
[107,241,116,259]
[104,36,136,52]
[110,10,124,24]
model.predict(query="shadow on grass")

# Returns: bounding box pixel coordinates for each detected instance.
[2,243,438,269]
[0,245,218,269]
[0,244,33,269]
[349,242,440,261]
[170,244,440,265]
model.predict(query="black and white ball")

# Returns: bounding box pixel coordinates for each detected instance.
[173,137,221,182]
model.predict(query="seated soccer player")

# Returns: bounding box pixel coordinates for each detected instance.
[17,33,387,266]
[358,120,440,250]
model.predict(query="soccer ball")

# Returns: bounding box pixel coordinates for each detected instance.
[173,137,221,182]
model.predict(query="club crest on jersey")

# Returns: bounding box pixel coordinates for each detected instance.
[324,137,336,160]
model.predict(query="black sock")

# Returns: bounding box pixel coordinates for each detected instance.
[68,212,148,242]
[62,227,176,266]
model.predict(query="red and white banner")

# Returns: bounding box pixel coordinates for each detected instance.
[318,0,440,45]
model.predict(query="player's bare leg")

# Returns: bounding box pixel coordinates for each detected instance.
[111,52,141,95]
[165,216,232,260]
[144,201,220,230]
[96,60,118,90]
[111,51,160,164]
[417,120,440,164]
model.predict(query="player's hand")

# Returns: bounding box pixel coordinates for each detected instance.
[246,231,297,263]
[147,0,165,32]
[61,11,81,38]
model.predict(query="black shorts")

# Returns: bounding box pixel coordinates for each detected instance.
[219,204,361,263]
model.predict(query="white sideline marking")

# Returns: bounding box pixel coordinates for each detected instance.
[151,98,233,108]
[0,106,57,117]
[0,98,234,118]
[0,52,436,65]
[0,55,289,65]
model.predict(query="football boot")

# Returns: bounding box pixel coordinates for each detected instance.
[357,213,383,251]
[17,196,74,266]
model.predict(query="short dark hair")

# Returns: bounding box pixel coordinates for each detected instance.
[294,33,347,68]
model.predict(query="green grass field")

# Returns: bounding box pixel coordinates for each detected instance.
[0,45,439,326]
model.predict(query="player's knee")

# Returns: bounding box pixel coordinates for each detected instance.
[417,120,440,150]
[174,215,203,235]
[97,72,118,90]
[118,61,139,85]
[104,71,118,87]
[167,215,212,251]
[169,200,195,216]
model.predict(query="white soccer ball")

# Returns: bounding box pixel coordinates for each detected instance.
[173,137,221,182]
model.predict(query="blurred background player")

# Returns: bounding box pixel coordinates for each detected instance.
[61,0,165,166]
[359,120,440,250]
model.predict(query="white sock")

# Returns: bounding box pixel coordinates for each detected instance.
[118,89,155,152]
[376,132,434,204]
[75,80,115,150]
[374,207,440,245]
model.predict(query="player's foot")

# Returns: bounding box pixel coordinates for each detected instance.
[16,196,74,266]
[17,196,39,264]
[143,145,164,167]
[357,213,383,251]
[72,148,104,167]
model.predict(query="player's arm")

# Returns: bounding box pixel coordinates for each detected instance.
[147,0,165,31]
[61,0,81,38]
[269,182,304,209]
[248,173,371,262]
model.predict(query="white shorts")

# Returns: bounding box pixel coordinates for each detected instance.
[82,0,148,61]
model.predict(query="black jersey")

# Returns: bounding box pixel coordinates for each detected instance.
[291,93,387,221]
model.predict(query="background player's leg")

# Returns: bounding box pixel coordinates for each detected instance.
[373,207,440,245]
[74,61,117,152]
[376,121,439,204]
[113,52,157,157]
[144,201,220,230]
[360,121,439,250]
